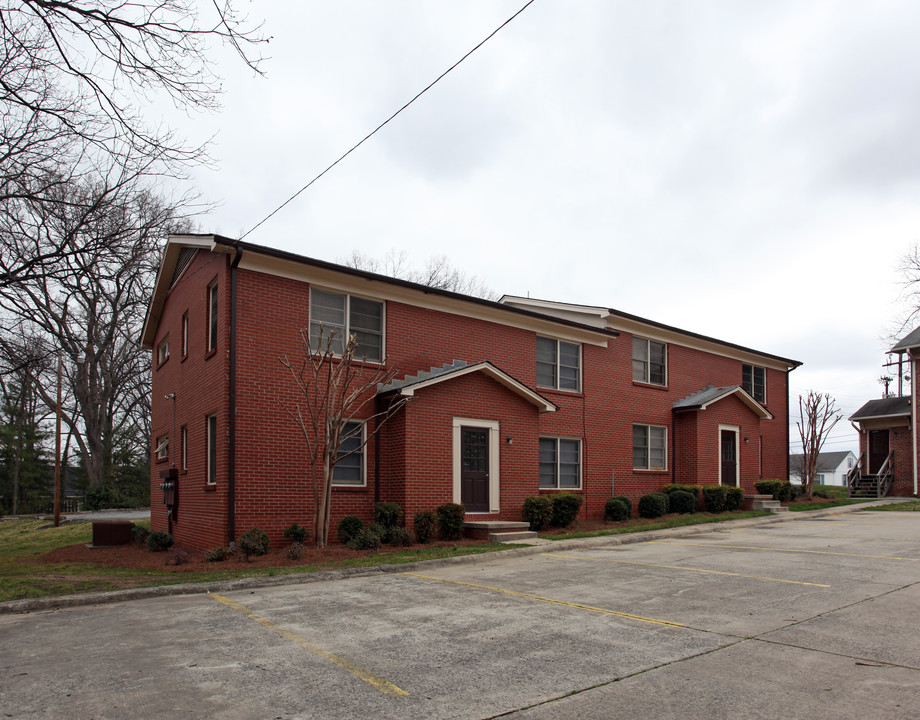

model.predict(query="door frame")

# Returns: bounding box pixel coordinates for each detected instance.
[718,424,740,487]
[452,417,500,514]
[868,429,890,474]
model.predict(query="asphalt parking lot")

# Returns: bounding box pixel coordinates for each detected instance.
[2,505,919,719]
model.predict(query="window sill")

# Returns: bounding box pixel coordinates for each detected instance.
[538,487,583,493]
[332,484,368,492]
[632,381,668,391]
[632,468,669,474]
[204,348,217,361]
[536,386,584,398]
[204,483,217,492]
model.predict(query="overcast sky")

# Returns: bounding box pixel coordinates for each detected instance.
[170,0,920,455]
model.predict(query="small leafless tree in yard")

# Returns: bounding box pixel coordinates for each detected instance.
[280,327,409,548]
[796,391,842,500]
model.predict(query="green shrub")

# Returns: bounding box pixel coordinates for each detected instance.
[638,493,669,518]
[522,495,554,531]
[725,486,744,511]
[551,492,584,527]
[755,479,783,499]
[283,523,309,545]
[669,490,696,514]
[166,547,190,565]
[346,526,382,550]
[437,502,466,540]
[604,497,629,522]
[84,484,119,511]
[130,523,150,546]
[238,528,270,559]
[778,481,798,501]
[374,502,404,529]
[387,526,413,546]
[146,530,173,552]
[413,510,437,544]
[285,542,305,560]
[205,546,229,562]
[613,496,632,518]
[813,486,829,499]
[702,485,728,513]
[662,483,702,499]
[337,515,365,545]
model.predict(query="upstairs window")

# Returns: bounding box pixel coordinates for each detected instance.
[155,434,169,462]
[633,424,667,471]
[310,289,383,362]
[157,335,170,366]
[536,337,581,391]
[742,364,766,403]
[181,311,189,358]
[206,414,217,485]
[632,337,666,386]
[332,421,366,486]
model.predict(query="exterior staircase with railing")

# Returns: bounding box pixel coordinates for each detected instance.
[847,451,894,498]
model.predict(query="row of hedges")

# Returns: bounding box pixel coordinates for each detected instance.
[337,502,466,550]
[630,485,745,519]
[522,493,584,530]
[754,480,801,501]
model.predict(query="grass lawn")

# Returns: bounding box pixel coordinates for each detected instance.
[788,499,873,512]
[864,501,920,512]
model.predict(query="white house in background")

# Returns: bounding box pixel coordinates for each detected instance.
[789,451,857,486]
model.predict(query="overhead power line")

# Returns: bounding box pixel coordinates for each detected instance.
[241,0,537,240]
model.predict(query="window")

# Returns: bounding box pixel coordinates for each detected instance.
[539,437,581,489]
[206,414,217,484]
[155,434,169,462]
[181,311,189,358]
[742,364,766,403]
[310,288,383,362]
[332,421,365,486]
[180,425,188,471]
[632,337,666,386]
[633,424,667,470]
[207,282,218,353]
[157,335,170,365]
[536,337,580,391]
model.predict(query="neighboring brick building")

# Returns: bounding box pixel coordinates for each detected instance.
[140,235,801,550]
[849,327,920,498]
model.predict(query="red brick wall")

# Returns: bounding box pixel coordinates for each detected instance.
[149,250,795,549]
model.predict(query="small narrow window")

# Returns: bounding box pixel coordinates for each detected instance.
[207,282,218,353]
[332,421,366,486]
[155,434,169,462]
[157,335,170,365]
[206,413,217,484]
[181,311,189,358]
[180,425,188,471]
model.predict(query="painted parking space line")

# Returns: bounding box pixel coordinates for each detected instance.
[650,541,919,562]
[727,530,920,543]
[210,593,409,698]
[539,553,830,587]
[403,572,683,627]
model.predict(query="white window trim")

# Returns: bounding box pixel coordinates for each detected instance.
[157,335,170,364]
[539,436,583,490]
[207,281,218,353]
[332,420,367,487]
[206,413,217,485]
[742,364,766,404]
[718,424,740,487]
[309,287,386,363]
[633,423,668,471]
[633,337,667,386]
[536,337,581,392]
[452,417,500,513]
[155,435,169,461]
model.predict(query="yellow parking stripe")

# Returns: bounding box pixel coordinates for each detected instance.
[728,530,920,543]
[539,553,830,587]
[210,593,409,697]
[403,573,683,627]
[650,541,919,562]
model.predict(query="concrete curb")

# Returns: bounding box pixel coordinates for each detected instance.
[1,498,908,615]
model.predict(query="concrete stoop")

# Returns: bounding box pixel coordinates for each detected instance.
[463,520,539,543]
[745,494,789,514]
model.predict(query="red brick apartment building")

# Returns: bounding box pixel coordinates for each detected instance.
[140,235,800,550]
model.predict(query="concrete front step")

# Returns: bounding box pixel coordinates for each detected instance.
[751,498,788,513]
[488,530,539,543]
[463,520,532,541]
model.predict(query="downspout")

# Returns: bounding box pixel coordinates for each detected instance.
[912,351,918,495]
[785,368,792,484]
[228,246,243,544]
[374,396,381,504]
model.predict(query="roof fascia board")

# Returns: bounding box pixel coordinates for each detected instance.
[500,296,610,328]
[237,251,611,347]
[386,362,557,412]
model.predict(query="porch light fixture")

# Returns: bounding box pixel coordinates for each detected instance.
[506,436,513,444]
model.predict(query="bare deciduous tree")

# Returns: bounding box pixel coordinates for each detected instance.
[341,249,497,300]
[796,391,841,500]
[280,327,409,548]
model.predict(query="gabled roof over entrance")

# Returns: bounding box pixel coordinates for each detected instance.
[849,396,911,422]
[891,326,920,353]
[672,385,773,420]
[378,360,557,413]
